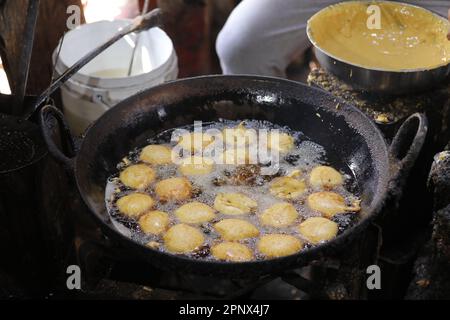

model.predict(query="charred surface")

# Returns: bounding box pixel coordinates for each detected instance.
[407,145,450,299]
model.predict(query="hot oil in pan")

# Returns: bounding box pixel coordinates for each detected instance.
[105,120,361,262]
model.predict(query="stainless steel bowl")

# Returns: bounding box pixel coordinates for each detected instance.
[306,1,450,95]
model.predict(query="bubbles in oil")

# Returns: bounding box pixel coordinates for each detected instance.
[105,119,361,261]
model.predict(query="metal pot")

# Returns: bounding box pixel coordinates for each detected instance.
[306,1,450,95]
[39,75,427,277]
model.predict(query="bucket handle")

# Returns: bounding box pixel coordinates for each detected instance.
[58,80,113,112]
[39,105,77,172]
[92,91,114,111]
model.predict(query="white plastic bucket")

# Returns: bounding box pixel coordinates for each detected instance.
[53,20,178,135]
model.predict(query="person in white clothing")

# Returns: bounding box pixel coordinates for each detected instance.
[216,0,450,77]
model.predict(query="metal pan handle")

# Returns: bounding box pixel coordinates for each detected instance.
[39,105,77,172]
[389,113,428,172]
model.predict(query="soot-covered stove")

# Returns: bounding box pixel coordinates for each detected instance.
[6,67,445,301]
[2,0,450,302]
[2,66,450,300]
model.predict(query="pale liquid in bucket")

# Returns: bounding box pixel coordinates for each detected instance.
[90,68,130,78]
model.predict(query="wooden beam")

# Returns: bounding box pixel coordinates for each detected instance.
[0,0,38,101]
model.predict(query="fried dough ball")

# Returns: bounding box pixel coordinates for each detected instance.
[175,202,216,224]
[179,156,214,176]
[287,169,302,179]
[138,210,170,235]
[222,123,257,147]
[260,203,299,228]
[214,193,258,215]
[214,219,259,241]
[211,242,253,262]
[309,166,343,189]
[155,177,192,202]
[257,234,303,258]
[116,193,155,218]
[146,241,161,249]
[267,132,294,153]
[229,165,261,185]
[307,191,361,218]
[270,177,307,200]
[163,224,204,253]
[119,164,156,189]
[140,145,173,165]
[177,132,215,153]
[298,217,338,244]
[220,147,253,165]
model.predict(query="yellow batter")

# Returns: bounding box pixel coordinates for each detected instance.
[308,1,450,71]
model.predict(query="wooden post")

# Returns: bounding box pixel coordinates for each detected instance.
[157,0,211,77]
[0,0,38,101]
[27,0,85,95]
[0,0,85,98]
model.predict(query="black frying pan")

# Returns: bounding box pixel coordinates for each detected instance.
[39,76,427,277]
